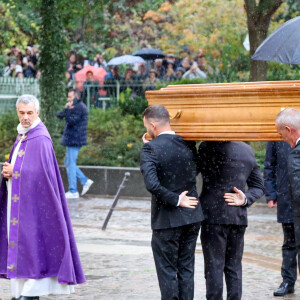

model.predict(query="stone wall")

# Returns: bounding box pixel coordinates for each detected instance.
[1,163,266,202]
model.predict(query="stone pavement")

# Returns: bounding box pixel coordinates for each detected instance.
[0,196,299,300]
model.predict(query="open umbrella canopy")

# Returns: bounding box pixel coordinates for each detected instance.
[74,65,107,91]
[107,55,145,65]
[133,48,165,60]
[252,16,300,64]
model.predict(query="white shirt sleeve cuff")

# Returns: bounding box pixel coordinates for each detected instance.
[241,191,247,206]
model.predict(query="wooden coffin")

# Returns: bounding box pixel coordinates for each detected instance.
[145,80,300,141]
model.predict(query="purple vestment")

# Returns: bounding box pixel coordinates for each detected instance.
[0,122,85,285]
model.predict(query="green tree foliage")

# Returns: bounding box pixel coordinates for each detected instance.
[249,142,266,171]
[0,110,19,161]
[2,0,67,135]
[276,0,300,21]
[78,107,145,167]
[39,0,66,136]
[0,2,34,51]
[117,91,148,117]
[142,0,250,82]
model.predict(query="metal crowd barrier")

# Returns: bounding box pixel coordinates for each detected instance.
[0,78,165,113]
[0,77,40,113]
[75,80,154,111]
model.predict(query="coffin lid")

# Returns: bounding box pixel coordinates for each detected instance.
[145,80,300,141]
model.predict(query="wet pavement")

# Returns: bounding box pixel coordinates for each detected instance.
[0,196,299,299]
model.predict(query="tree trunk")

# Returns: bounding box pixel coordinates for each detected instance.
[244,0,284,81]
[39,0,67,136]
[247,20,269,81]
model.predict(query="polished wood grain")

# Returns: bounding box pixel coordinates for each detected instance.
[145,81,300,141]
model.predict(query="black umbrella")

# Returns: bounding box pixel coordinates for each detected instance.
[133,48,165,60]
[252,16,300,64]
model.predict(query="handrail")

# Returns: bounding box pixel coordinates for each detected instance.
[0,78,180,112]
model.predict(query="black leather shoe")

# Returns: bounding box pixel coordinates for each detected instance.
[274,282,294,296]
[19,297,40,300]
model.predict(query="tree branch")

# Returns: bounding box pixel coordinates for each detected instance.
[258,0,284,18]
[244,0,257,18]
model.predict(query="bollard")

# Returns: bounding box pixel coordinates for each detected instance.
[102,172,130,230]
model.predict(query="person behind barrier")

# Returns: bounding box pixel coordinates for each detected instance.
[56,89,94,199]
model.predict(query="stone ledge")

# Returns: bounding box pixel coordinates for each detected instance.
[1,163,265,202]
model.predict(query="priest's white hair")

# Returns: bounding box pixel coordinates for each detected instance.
[16,94,40,112]
[276,108,300,130]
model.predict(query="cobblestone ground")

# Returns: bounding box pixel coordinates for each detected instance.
[0,197,299,299]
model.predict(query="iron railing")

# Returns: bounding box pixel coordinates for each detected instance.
[0,78,165,113]
[0,77,40,113]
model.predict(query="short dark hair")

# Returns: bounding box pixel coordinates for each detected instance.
[68,88,76,94]
[142,105,170,123]
[67,88,81,99]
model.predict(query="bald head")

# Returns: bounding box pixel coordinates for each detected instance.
[275,108,300,148]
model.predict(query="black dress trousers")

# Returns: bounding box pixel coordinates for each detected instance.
[201,224,246,300]
[282,223,298,284]
[151,222,201,300]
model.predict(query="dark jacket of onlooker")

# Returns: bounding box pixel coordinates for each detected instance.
[83,80,100,105]
[104,68,123,98]
[23,65,36,78]
[264,141,293,223]
[56,98,88,147]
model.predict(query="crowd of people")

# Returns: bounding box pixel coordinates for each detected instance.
[1,45,213,97]
[2,45,40,80]
[66,48,213,95]
[66,48,213,105]
[1,45,214,109]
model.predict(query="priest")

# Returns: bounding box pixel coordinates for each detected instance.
[0,95,85,300]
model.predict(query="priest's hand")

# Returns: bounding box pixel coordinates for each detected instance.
[224,187,246,206]
[179,191,198,208]
[1,162,13,179]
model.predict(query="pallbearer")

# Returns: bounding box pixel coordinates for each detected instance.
[198,141,264,300]
[140,105,204,300]
[0,95,85,300]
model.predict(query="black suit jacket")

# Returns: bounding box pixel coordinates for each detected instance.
[140,134,204,230]
[288,142,300,214]
[198,141,264,225]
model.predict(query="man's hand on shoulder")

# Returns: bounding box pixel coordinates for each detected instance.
[179,191,198,209]
[224,187,246,206]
